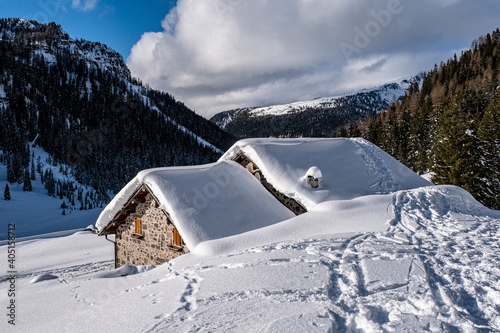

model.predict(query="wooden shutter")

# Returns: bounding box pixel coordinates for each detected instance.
[173,227,181,246]
[135,218,142,235]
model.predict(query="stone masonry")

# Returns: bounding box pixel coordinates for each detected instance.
[115,193,189,268]
[233,151,307,215]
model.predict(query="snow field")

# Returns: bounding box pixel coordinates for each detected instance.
[2,137,499,332]
[390,186,500,331]
[1,185,499,332]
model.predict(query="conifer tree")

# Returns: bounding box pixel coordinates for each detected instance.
[432,97,482,198]
[397,109,411,166]
[23,169,32,192]
[4,183,10,201]
[12,155,23,184]
[477,94,500,209]
[411,96,433,174]
[44,169,55,196]
[337,126,347,138]
[30,158,36,181]
[6,157,15,184]
[347,122,361,137]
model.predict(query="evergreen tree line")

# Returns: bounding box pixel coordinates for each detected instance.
[336,29,500,209]
[1,150,106,209]
[0,18,234,205]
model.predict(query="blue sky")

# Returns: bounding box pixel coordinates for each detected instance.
[2,1,500,117]
[1,0,177,58]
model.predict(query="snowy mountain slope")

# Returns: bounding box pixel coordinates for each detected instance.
[247,78,414,118]
[2,18,129,76]
[150,105,224,154]
[1,18,229,153]
[210,76,422,138]
[0,18,234,217]
[1,184,499,332]
[0,147,103,239]
[18,22,221,153]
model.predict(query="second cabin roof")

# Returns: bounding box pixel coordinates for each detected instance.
[220,138,431,209]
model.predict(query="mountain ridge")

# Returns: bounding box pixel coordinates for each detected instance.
[210,75,423,138]
[0,18,234,214]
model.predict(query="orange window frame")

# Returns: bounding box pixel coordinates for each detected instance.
[135,218,142,235]
[173,227,182,246]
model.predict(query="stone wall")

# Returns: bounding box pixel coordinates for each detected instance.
[115,193,189,268]
[233,151,307,215]
[259,177,307,215]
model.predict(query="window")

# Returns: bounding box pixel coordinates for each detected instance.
[173,227,182,247]
[135,218,142,235]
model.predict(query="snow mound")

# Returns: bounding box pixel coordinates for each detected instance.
[194,193,394,258]
[392,185,500,230]
[305,166,322,179]
[220,138,431,209]
[29,274,58,284]
[92,264,156,278]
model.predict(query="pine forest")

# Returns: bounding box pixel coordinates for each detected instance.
[338,29,500,209]
[0,18,234,209]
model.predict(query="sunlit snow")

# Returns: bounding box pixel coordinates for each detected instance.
[1,139,499,332]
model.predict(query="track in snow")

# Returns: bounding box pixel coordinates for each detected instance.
[3,187,499,332]
[352,138,399,194]
[142,187,500,332]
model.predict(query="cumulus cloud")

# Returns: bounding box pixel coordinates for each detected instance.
[72,0,100,12]
[127,0,500,117]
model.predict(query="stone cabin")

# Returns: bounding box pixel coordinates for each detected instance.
[96,160,295,268]
[97,138,433,269]
[98,184,188,268]
[97,139,343,268]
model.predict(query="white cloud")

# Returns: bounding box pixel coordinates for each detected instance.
[127,0,500,117]
[72,0,100,12]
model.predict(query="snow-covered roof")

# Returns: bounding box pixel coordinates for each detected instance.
[95,160,295,249]
[97,138,431,249]
[220,138,431,209]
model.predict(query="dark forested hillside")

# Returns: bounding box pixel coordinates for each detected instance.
[210,79,419,138]
[338,29,500,209]
[0,18,234,207]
